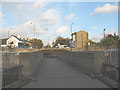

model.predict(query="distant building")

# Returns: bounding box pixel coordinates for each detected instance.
[71,31,88,48]
[56,43,69,49]
[6,35,32,48]
[1,45,7,48]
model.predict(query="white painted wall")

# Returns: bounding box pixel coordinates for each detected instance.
[6,36,23,48]
[73,34,76,41]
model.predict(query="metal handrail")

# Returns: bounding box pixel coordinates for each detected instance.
[0,64,23,72]
[103,63,120,69]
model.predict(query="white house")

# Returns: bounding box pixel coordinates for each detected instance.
[6,35,32,48]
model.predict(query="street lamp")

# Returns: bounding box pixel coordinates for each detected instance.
[103,29,106,49]
[47,29,49,45]
[44,29,49,45]
[31,22,35,38]
[103,29,106,40]
[40,28,49,46]
[46,29,50,47]
[71,23,74,52]
[8,28,14,38]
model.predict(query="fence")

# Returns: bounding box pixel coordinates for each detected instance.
[102,50,120,88]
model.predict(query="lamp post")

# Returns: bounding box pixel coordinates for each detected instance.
[46,29,49,45]
[103,29,106,40]
[8,28,14,38]
[42,28,49,47]
[71,23,74,52]
[103,29,106,49]
[31,22,35,38]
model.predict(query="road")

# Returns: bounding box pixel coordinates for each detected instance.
[23,58,109,88]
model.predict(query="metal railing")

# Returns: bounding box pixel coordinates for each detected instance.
[102,50,119,88]
[1,52,23,87]
[103,63,120,82]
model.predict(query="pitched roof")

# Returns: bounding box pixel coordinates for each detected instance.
[8,35,32,43]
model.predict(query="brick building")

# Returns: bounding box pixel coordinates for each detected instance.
[71,31,88,48]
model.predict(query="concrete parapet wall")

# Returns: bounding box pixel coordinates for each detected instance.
[2,53,20,69]
[19,51,43,77]
[2,67,21,86]
[2,51,43,87]
[94,51,105,74]
[58,51,105,74]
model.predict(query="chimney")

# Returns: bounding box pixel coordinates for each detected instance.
[27,38,28,40]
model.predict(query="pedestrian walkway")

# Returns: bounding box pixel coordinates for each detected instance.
[23,58,109,88]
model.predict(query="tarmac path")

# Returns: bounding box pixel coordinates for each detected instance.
[23,58,109,88]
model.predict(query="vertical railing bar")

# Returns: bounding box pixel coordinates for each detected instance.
[12,54,13,67]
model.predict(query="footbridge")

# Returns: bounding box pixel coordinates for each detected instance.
[1,49,120,89]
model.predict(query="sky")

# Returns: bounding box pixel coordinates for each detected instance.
[0,1,118,45]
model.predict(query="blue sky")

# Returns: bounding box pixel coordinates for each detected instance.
[0,2,118,45]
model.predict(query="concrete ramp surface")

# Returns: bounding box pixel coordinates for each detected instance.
[23,58,109,88]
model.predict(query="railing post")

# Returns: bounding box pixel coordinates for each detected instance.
[117,65,120,90]
[12,54,13,67]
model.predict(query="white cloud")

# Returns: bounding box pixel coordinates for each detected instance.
[0,12,4,22]
[89,28,117,42]
[15,20,45,37]
[75,17,80,20]
[33,2,48,9]
[4,4,33,23]
[41,9,58,21]
[65,13,75,20]
[91,26,97,30]
[106,28,117,35]
[1,20,45,39]
[5,3,48,24]
[89,34,103,42]
[17,4,24,9]
[95,4,118,14]
[0,27,8,38]
[0,12,4,18]
[56,25,69,34]
[40,9,60,25]
[90,13,96,16]
[91,3,118,16]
